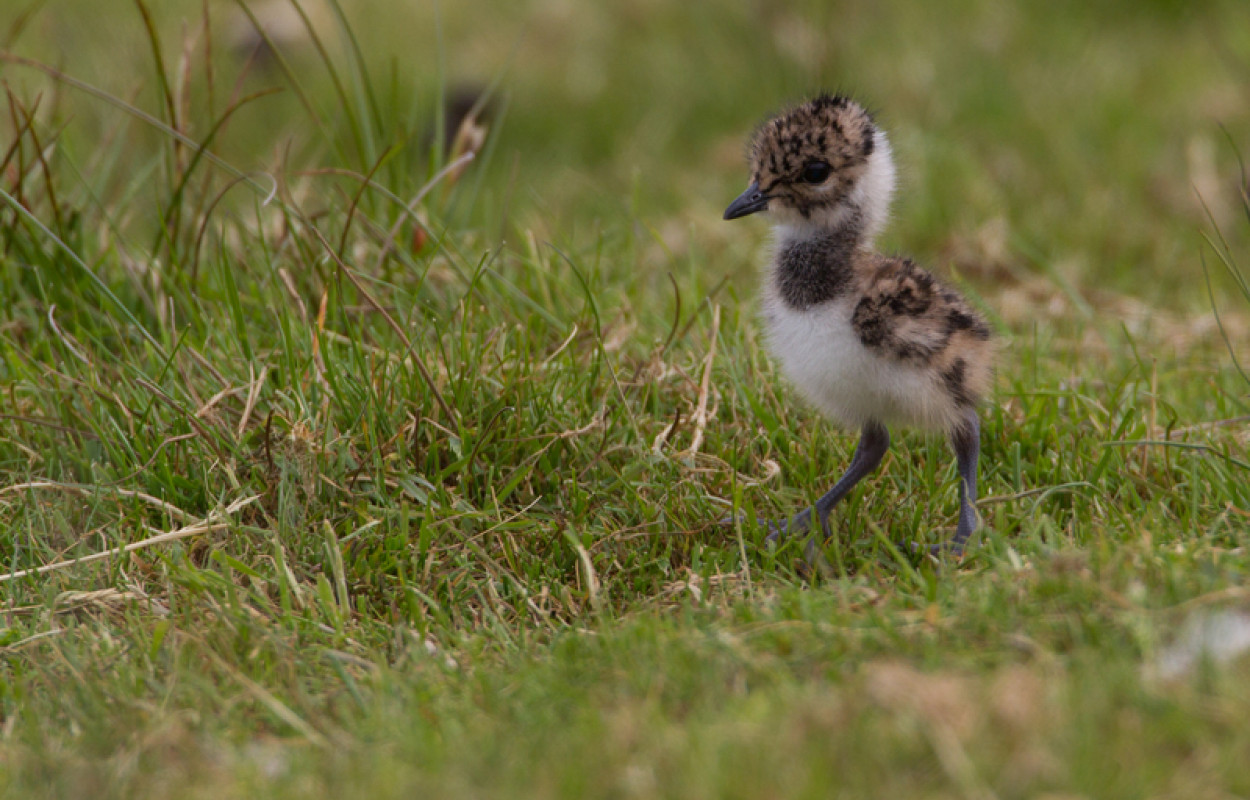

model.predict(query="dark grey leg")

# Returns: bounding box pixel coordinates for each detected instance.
[766,421,890,552]
[942,408,980,555]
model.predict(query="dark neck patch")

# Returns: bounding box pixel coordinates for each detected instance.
[773,211,862,310]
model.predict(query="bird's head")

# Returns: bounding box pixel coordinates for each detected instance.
[724,94,896,241]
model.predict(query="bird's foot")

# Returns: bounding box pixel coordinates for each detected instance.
[918,541,965,559]
[721,509,835,577]
[764,508,820,544]
[720,507,822,543]
[910,532,970,560]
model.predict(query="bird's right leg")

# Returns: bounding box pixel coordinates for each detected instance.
[926,408,980,557]
[766,421,891,559]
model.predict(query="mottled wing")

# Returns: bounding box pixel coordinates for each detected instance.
[852,257,994,409]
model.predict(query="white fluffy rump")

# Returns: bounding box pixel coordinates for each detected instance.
[761,290,955,432]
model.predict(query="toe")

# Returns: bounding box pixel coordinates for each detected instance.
[907,540,965,559]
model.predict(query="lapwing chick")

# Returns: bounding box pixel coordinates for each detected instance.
[723,94,994,558]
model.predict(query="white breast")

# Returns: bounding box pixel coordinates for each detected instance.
[760,286,949,431]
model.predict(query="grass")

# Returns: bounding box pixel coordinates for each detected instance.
[1,0,1249,796]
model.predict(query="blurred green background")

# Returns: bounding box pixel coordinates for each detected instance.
[7,0,1249,303]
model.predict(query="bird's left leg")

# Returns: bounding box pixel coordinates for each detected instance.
[765,421,890,564]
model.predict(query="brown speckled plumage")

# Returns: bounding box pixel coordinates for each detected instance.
[748,95,878,220]
[849,254,995,411]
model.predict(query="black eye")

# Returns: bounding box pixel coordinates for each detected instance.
[801,161,832,184]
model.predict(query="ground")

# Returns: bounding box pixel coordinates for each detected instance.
[1,0,1249,797]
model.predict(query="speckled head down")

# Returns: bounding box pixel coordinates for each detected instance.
[747,94,880,220]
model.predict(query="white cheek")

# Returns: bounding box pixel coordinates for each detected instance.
[769,201,855,232]
[766,205,811,228]
[853,133,897,244]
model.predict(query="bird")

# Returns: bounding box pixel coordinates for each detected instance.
[722,93,994,560]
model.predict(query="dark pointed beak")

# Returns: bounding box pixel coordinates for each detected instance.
[723,182,770,220]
